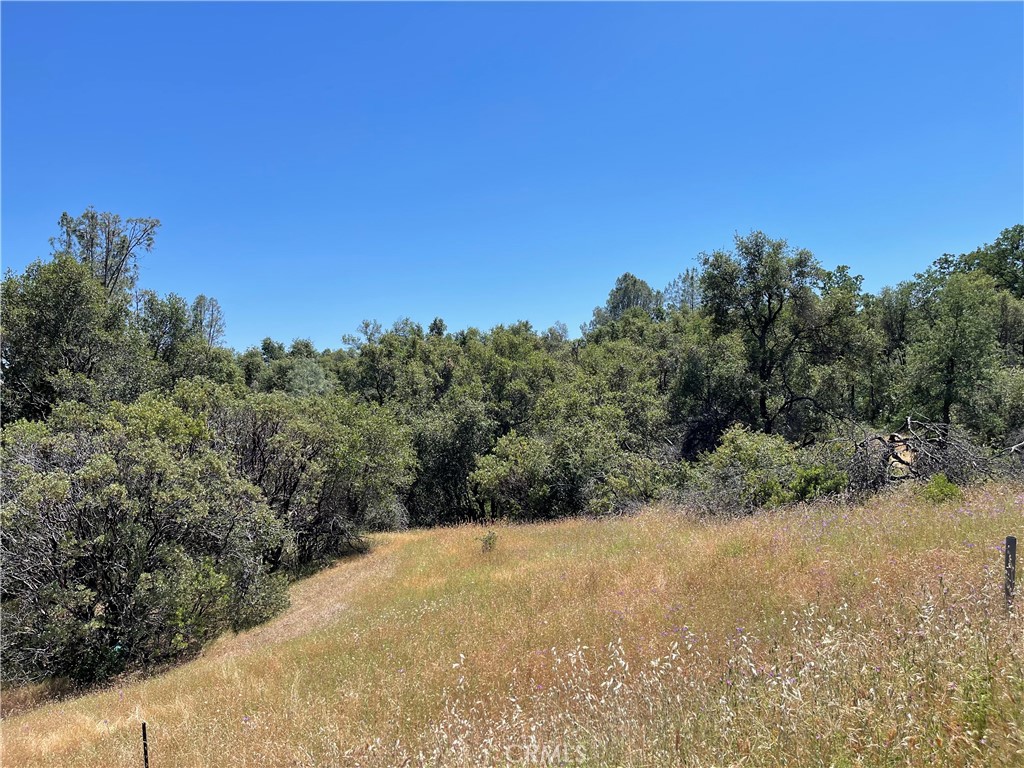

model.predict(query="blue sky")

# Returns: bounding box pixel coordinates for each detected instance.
[3,2,1022,352]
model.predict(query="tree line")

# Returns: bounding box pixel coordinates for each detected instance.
[2,208,1021,685]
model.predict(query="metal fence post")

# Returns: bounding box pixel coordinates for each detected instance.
[1007,536,1017,612]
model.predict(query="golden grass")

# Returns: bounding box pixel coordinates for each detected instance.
[2,485,1023,767]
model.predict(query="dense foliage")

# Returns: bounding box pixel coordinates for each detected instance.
[2,209,1022,684]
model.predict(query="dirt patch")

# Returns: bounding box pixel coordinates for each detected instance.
[202,536,407,661]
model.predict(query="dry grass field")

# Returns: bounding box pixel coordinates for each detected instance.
[2,485,1022,767]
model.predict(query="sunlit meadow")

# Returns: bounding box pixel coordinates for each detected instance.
[3,484,1022,767]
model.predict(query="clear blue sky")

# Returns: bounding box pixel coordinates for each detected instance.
[3,2,1022,352]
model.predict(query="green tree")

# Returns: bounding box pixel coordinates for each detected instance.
[666,315,751,457]
[52,207,160,298]
[261,337,287,362]
[959,224,1024,299]
[191,294,226,347]
[288,338,317,358]
[212,392,415,568]
[587,272,663,330]
[237,347,267,389]
[137,291,194,368]
[428,317,447,337]
[284,357,333,396]
[136,291,241,388]
[664,267,702,312]
[1,254,154,422]
[471,431,552,519]
[700,232,856,436]
[406,397,495,526]
[995,290,1024,366]
[465,322,559,437]
[904,272,1000,426]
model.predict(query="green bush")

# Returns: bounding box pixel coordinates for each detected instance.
[471,432,552,519]
[689,425,799,512]
[684,425,847,513]
[230,571,291,632]
[592,453,663,515]
[478,530,498,553]
[0,396,288,685]
[791,464,848,502]
[919,473,962,503]
[208,390,415,568]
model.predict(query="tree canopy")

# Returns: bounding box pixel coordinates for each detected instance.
[3,210,1022,686]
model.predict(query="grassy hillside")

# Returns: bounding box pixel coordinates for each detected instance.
[2,485,1022,767]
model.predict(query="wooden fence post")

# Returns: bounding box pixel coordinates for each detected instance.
[1007,536,1017,613]
[142,721,149,768]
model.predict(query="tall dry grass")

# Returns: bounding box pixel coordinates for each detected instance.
[2,484,1022,766]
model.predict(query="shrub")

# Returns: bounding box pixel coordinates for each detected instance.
[230,571,291,632]
[591,453,663,516]
[207,390,416,568]
[687,425,799,513]
[681,425,847,513]
[478,530,498,553]
[472,423,659,520]
[0,396,287,685]
[471,432,551,520]
[791,463,848,502]
[918,473,962,503]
